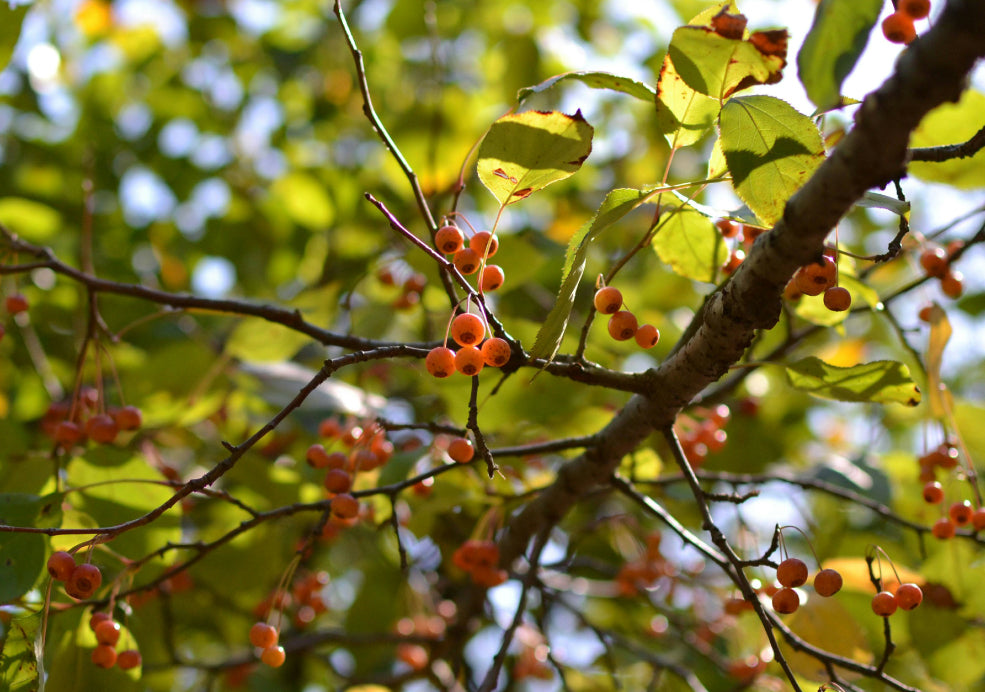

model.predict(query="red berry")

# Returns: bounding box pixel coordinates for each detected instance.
[941,270,964,299]
[91,644,117,669]
[794,257,837,296]
[932,518,956,539]
[972,507,985,531]
[722,250,744,274]
[117,649,142,670]
[919,246,949,278]
[468,231,498,258]
[89,611,112,632]
[593,287,623,315]
[54,420,84,446]
[306,444,331,468]
[823,286,851,312]
[777,558,808,588]
[94,619,121,646]
[426,347,456,378]
[922,481,944,504]
[813,568,843,597]
[250,622,279,648]
[899,0,930,18]
[397,643,429,670]
[480,337,511,367]
[47,551,76,581]
[607,311,638,341]
[435,225,465,254]
[261,645,286,667]
[66,563,102,599]
[882,11,916,43]
[323,468,352,494]
[454,345,485,376]
[716,218,739,238]
[448,437,474,463]
[478,264,505,292]
[331,493,360,519]
[453,248,481,275]
[771,587,799,614]
[404,273,427,294]
[634,324,660,349]
[86,414,119,445]
[949,500,974,526]
[895,583,923,610]
[450,313,485,347]
[5,294,28,314]
[871,591,898,616]
[114,405,143,431]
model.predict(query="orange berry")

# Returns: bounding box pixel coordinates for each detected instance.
[480,337,511,367]
[404,273,427,294]
[813,568,843,597]
[468,231,499,258]
[306,444,331,468]
[117,649,142,670]
[89,611,112,632]
[324,468,353,494]
[66,563,102,599]
[448,437,474,463]
[91,644,117,669]
[899,0,930,19]
[593,287,623,315]
[771,587,799,614]
[454,345,485,376]
[47,551,76,581]
[918,304,934,322]
[794,257,837,296]
[920,246,948,278]
[250,622,279,648]
[113,405,142,431]
[94,619,121,646]
[635,324,660,349]
[722,250,744,274]
[607,311,638,341]
[453,248,481,275]
[882,11,916,44]
[715,218,739,238]
[949,500,974,526]
[450,313,485,347]
[932,517,956,539]
[319,418,342,439]
[479,264,505,292]
[5,294,28,314]
[397,643,429,670]
[435,225,464,254]
[777,558,808,588]
[973,507,985,531]
[922,481,944,504]
[426,347,456,378]
[871,591,897,616]
[86,414,119,445]
[941,270,964,299]
[331,493,360,519]
[895,583,923,610]
[823,286,851,312]
[261,645,286,667]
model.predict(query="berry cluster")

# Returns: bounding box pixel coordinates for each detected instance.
[394,608,454,672]
[87,612,142,670]
[785,254,852,312]
[882,0,931,45]
[47,551,102,599]
[426,310,512,378]
[919,242,964,299]
[715,218,766,276]
[376,264,429,311]
[675,404,731,468]
[452,539,507,587]
[615,532,669,597]
[593,286,660,349]
[916,441,985,538]
[435,224,505,294]
[41,385,143,449]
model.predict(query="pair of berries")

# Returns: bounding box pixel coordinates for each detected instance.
[871,583,923,616]
[47,551,103,599]
[919,243,964,299]
[771,558,843,614]
[593,287,660,349]
[250,622,286,667]
[787,255,851,312]
[882,0,930,45]
[88,612,142,670]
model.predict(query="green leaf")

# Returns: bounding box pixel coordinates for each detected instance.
[719,95,825,225]
[0,493,60,603]
[784,357,921,406]
[0,3,29,75]
[477,110,593,206]
[517,71,655,104]
[909,90,985,189]
[0,198,62,241]
[796,0,882,112]
[225,319,311,363]
[269,172,335,229]
[652,206,729,283]
[529,187,656,362]
[667,25,788,100]
[0,612,41,692]
[655,53,721,148]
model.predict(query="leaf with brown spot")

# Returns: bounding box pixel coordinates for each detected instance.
[710,8,747,40]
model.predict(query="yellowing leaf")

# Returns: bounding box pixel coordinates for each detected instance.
[785,597,870,680]
[784,357,921,406]
[719,95,825,225]
[270,172,335,229]
[652,206,728,283]
[0,198,62,241]
[909,90,985,189]
[925,302,952,418]
[655,53,721,148]
[477,110,593,207]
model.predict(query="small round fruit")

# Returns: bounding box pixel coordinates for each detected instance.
[89,611,112,632]
[794,257,837,296]
[250,622,279,648]
[117,649,142,670]
[114,405,143,431]
[448,437,474,463]
[86,414,119,445]
[324,469,353,494]
[895,583,923,610]
[899,0,931,18]
[919,246,949,278]
[635,324,660,349]
[331,493,360,520]
[450,313,485,347]
[261,645,286,667]
[949,500,974,526]
[5,294,28,314]
[91,644,117,669]
[66,563,102,599]
[593,287,623,315]
[404,273,427,294]
[94,619,121,647]
[47,551,76,581]
[306,444,331,468]
[435,225,465,254]
[972,507,985,531]
[607,311,638,341]
[922,481,944,504]
[468,231,499,258]
[932,517,956,539]
[813,568,843,597]
[426,347,456,378]
[54,421,84,446]
[454,346,485,376]
[453,248,481,275]
[478,264,505,292]
[771,587,799,614]
[882,11,916,43]
[480,337,511,367]
[823,286,851,312]
[941,270,964,299]
[777,558,809,588]
[871,591,898,616]
[716,218,739,238]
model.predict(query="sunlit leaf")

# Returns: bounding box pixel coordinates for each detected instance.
[925,302,952,418]
[909,90,985,189]
[796,0,882,111]
[269,172,335,229]
[225,319,310,363]
[652,206,729,282]
[477,110,593,206]
[0,612,40,692]
[0,198,62,241]
[784,357,921,406]
[517,71,655,104]
[655,53,721,148]
[529,187,656,362]
[785,597,871,680]
[0,3,28,74]
[719,95,825,225]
